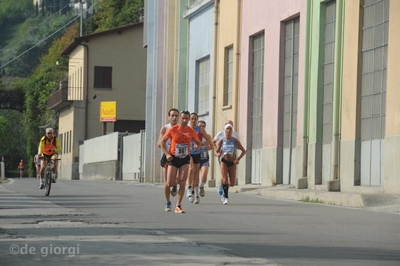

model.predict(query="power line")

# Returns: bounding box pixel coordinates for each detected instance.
[0,2,98,70]
[0,3,72,53]
[0,15,80,70]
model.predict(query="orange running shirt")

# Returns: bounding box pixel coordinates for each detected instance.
[163,124,200,157]
[42,137,57,156]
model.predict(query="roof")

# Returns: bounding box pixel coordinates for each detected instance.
[61,22,143,56]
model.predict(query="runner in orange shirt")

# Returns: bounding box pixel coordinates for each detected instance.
[18,159,25,178]
[160,110,202,213]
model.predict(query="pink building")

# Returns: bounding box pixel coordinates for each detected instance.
[240,0,307,186]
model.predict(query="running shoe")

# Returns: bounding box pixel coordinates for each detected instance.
[194,196,200,204]
[217,184,223,195]
[186,188,192,197]
[165,202,172,212]
[174,206,185,213]
[221,194,225,202]
[39,183,44,189]
[223,198,229,205]
[199,186,205,197]
[189,193,195,204]
[170,186,177,197]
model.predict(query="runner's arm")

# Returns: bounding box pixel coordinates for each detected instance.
[200,128,213,147]
[160,130,172,158]
[38,138,44,155]
[214,139,222,157]
[157,126,166,148]
[55,137,62,154]
[234,139,246,164]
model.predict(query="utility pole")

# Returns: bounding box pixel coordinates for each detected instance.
[79,0,83,36]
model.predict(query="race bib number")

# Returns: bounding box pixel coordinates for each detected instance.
[226,150,234,155]
[223,143,235,156]
[201,149,208,160]
[176,144,189,158]
[190,141,196,150]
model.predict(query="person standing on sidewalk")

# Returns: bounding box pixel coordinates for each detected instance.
[158,108,180,204]
[215,123,246,204]
[17,159,25,178]
[160,110,202,213]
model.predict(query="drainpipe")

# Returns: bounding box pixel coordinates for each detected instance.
[234,0,242,127]
[302,0,312,179]
[331,0,345,181]
[80,43,89,140]
[211,0,220,185]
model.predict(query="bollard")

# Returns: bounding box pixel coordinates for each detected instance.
[1,161,5,180]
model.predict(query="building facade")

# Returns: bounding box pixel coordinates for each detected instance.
[57,23,147,180]
[142,0,400,195]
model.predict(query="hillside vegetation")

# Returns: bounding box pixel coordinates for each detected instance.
[0,0,144,176]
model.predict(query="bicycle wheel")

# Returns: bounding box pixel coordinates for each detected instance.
[44,171,51,196]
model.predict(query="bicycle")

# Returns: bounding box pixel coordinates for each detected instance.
[39,155,60,196]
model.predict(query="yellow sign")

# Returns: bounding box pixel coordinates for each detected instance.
[100,101,116,122]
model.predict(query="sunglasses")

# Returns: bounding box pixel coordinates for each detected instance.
[47,132,53,135]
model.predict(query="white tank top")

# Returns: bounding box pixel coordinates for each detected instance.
[165,123,172,151]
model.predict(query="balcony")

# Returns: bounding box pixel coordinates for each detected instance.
[48,81,73,110]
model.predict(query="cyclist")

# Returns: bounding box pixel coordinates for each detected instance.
[38,128,62,189]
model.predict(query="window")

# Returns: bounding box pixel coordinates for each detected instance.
[322,0,336,144]
[62,133,67,153]
[67,131,70,154]
[94,66,112,89]
[197,57,210,115]
[224,46,233,106]
[251,33,264,149]
[59,134,63,154]
[283,17,299,149]
[360,0,389,141]
[69,130,72,153]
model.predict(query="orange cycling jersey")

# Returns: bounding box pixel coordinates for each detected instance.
[42,137,57,156]
[163,124,200,157]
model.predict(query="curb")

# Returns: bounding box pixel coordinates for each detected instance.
[259,189,365,208]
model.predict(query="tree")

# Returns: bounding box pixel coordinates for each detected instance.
[93,0,144,32]
[0,106,26,174]
[22,22,79,175]
[41,0,45,16]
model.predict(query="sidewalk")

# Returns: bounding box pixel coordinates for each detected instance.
[227,183,400,213]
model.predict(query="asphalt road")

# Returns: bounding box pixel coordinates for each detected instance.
[1,178,399,266]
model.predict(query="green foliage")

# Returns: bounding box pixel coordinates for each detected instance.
[0,1,76,77]
[0,0,33,28]
[300,196,324,204]
[20,22,79,175]
[1,0,144,177]
[0,108,26,173]
[93,0,143,32]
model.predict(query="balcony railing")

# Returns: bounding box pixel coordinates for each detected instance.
[49,81,73,110]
